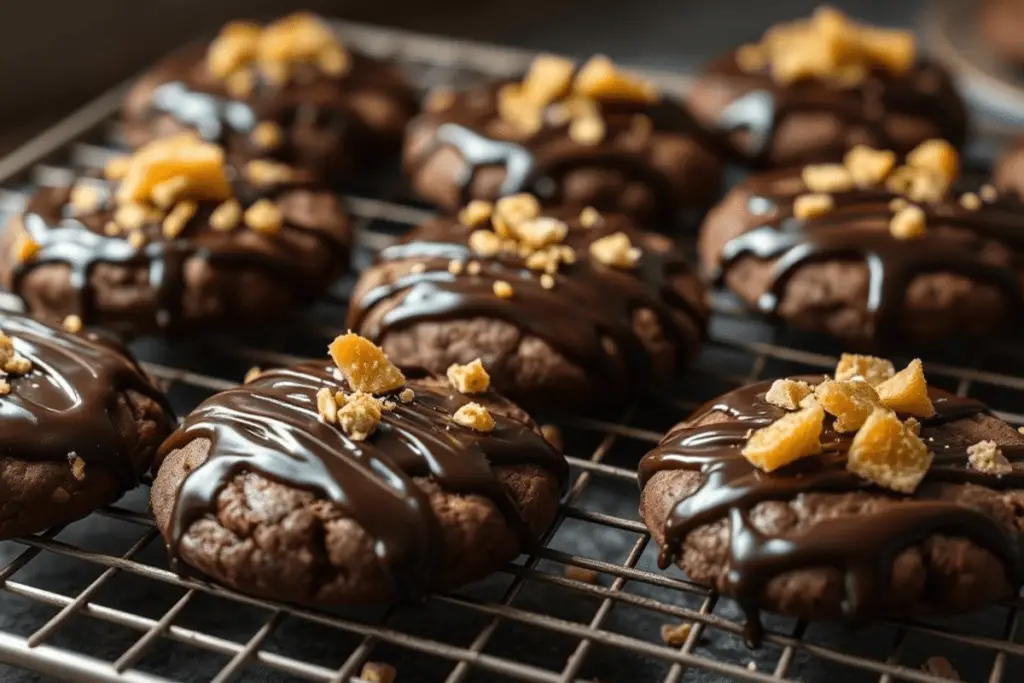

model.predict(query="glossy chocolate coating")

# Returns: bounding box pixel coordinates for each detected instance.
[640,378,1024,646]
[160,364,567,597]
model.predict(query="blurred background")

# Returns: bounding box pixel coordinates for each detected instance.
[0,0,927,149]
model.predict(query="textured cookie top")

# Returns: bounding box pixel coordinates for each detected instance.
[123,13,415,170]
[160,334,568,597]
[702,140,1024,345]
[407,54,716,216]
[0,310,172,486]
[5,135,350,329]
[686,7,966,164]
[347,197,708,392]
[639,354,1024,645]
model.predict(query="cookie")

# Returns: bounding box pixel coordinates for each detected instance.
[151,333,567,603]
[979,0,1024,67]
[0,134,351,335]
[123,13,417,182]
[346,195,708,414]
[686,7,968,168]
[639,355,1024,645]
[0,311,173,539]
[699,140,1022,347]
[404,54,723,225]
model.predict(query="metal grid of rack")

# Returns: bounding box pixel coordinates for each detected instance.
[0,19,1022,683]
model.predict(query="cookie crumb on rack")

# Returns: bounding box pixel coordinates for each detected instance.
[358,661,397,683]
[922,656,959,680]
[660,622,691,647]
[564,565,599,584]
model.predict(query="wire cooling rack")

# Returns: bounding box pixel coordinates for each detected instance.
[0,19,1023,683]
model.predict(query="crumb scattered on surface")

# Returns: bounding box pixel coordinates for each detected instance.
[660,622,691,647]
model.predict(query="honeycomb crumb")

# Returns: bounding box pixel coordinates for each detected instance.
[458,200,494,228]
[207,20,260,78]
[959,192,981,211]
[335,391,349,408]
[522,54,575,105]
[448,260,464,275]
[980,184,998,202]
[540,273,556,289]
[515,217,568,249]
[150,175,187,209]
[922,656,959,680]
[815,379,881,432]
[117,134,232,205]
[564,565,599,584]
[251,121,283,150]
[128,231,146,249]
[225,69,255,98]
[801,164,854,193]
[905,416,921,435]
[497,83,543,134]
[568,116,606,146]
[579,206,601,227]
[339,392,383,441]
[210,199,242,232]
[162,201,197,239]
[835,353,895,386]
[889,197,908,212]
[847,407,932,494]
[104,156,131,181]
[875,358,935,417]
[12,234,41,263]
[525,246,559,273]
[736,43,767,73]
[467,229,502,258]
[452,402,495,433]
[62,315,83,334]
[328,333,406,395]
[316,386,339,424]
[425,88,455,113]
[68,453,86,481]
[246,159,294,187]
[541,424,563,450]
[574,55,658,103]
[793,193,833,220]
[741,402,824,472]
[0,380,9,396]
[244,199,283,234]
[467,261,482,276]
[906,139,959,184]
[70,184,104,215]
[589,232,641,269]
[967,440,1012,475]
[103,221,121,236]
[244,366,262,383]
[493,280,514,299]
[359,662,397,683]
[493,194,541,237]
[447,359,491,394]
[660,622,692,647]
[889,205,926,240]
[843,145,896,187]
[399,388,415,403]
[765,378,814,411]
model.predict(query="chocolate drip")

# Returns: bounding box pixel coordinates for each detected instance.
[347,215,706,391]
[12,185,347,330]
[639,379,1024,645]
[705,57,967,163]
[715,173,1024,341]
[0,311,172,486]
[161,364,567,597]
[151,82,257,141]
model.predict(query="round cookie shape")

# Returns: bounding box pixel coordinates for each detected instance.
[346,198,708,414]
[152,339,567,604]
[122,13,417,182]
[639,366,1024,645]
[685,8,967,168]
[0,311,174,539]
[699,143,1023,347]
[404,55,723,225]
[0,136,351,335]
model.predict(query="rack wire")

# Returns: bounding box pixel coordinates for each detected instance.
[0,19,1022,683]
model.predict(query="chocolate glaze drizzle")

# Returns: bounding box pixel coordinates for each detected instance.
[10,183,349,331]
[0,311,172,486]
[346,214,707,395]
[160,364,567,597]
[699,56,968,164]
[407,83,718,220]
[713,171,1024,342]
[639,378,1024,646]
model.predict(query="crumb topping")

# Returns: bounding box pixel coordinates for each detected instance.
[0,328,33,395]
[765,378,814,411]
[967,440,1012,475]
[452,402,495,432]
[447,359,491,394]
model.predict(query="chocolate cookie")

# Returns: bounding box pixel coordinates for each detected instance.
[699,140,1023,347]
[346,195,708,414]
[0,135,351,335]
[979,0,1024,67]
[151,334,567,603]
[0,311,173,539]
[686,8,968,168]
[639,356,1024,645]
[123,13,417,182]
[404,54,723,225]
